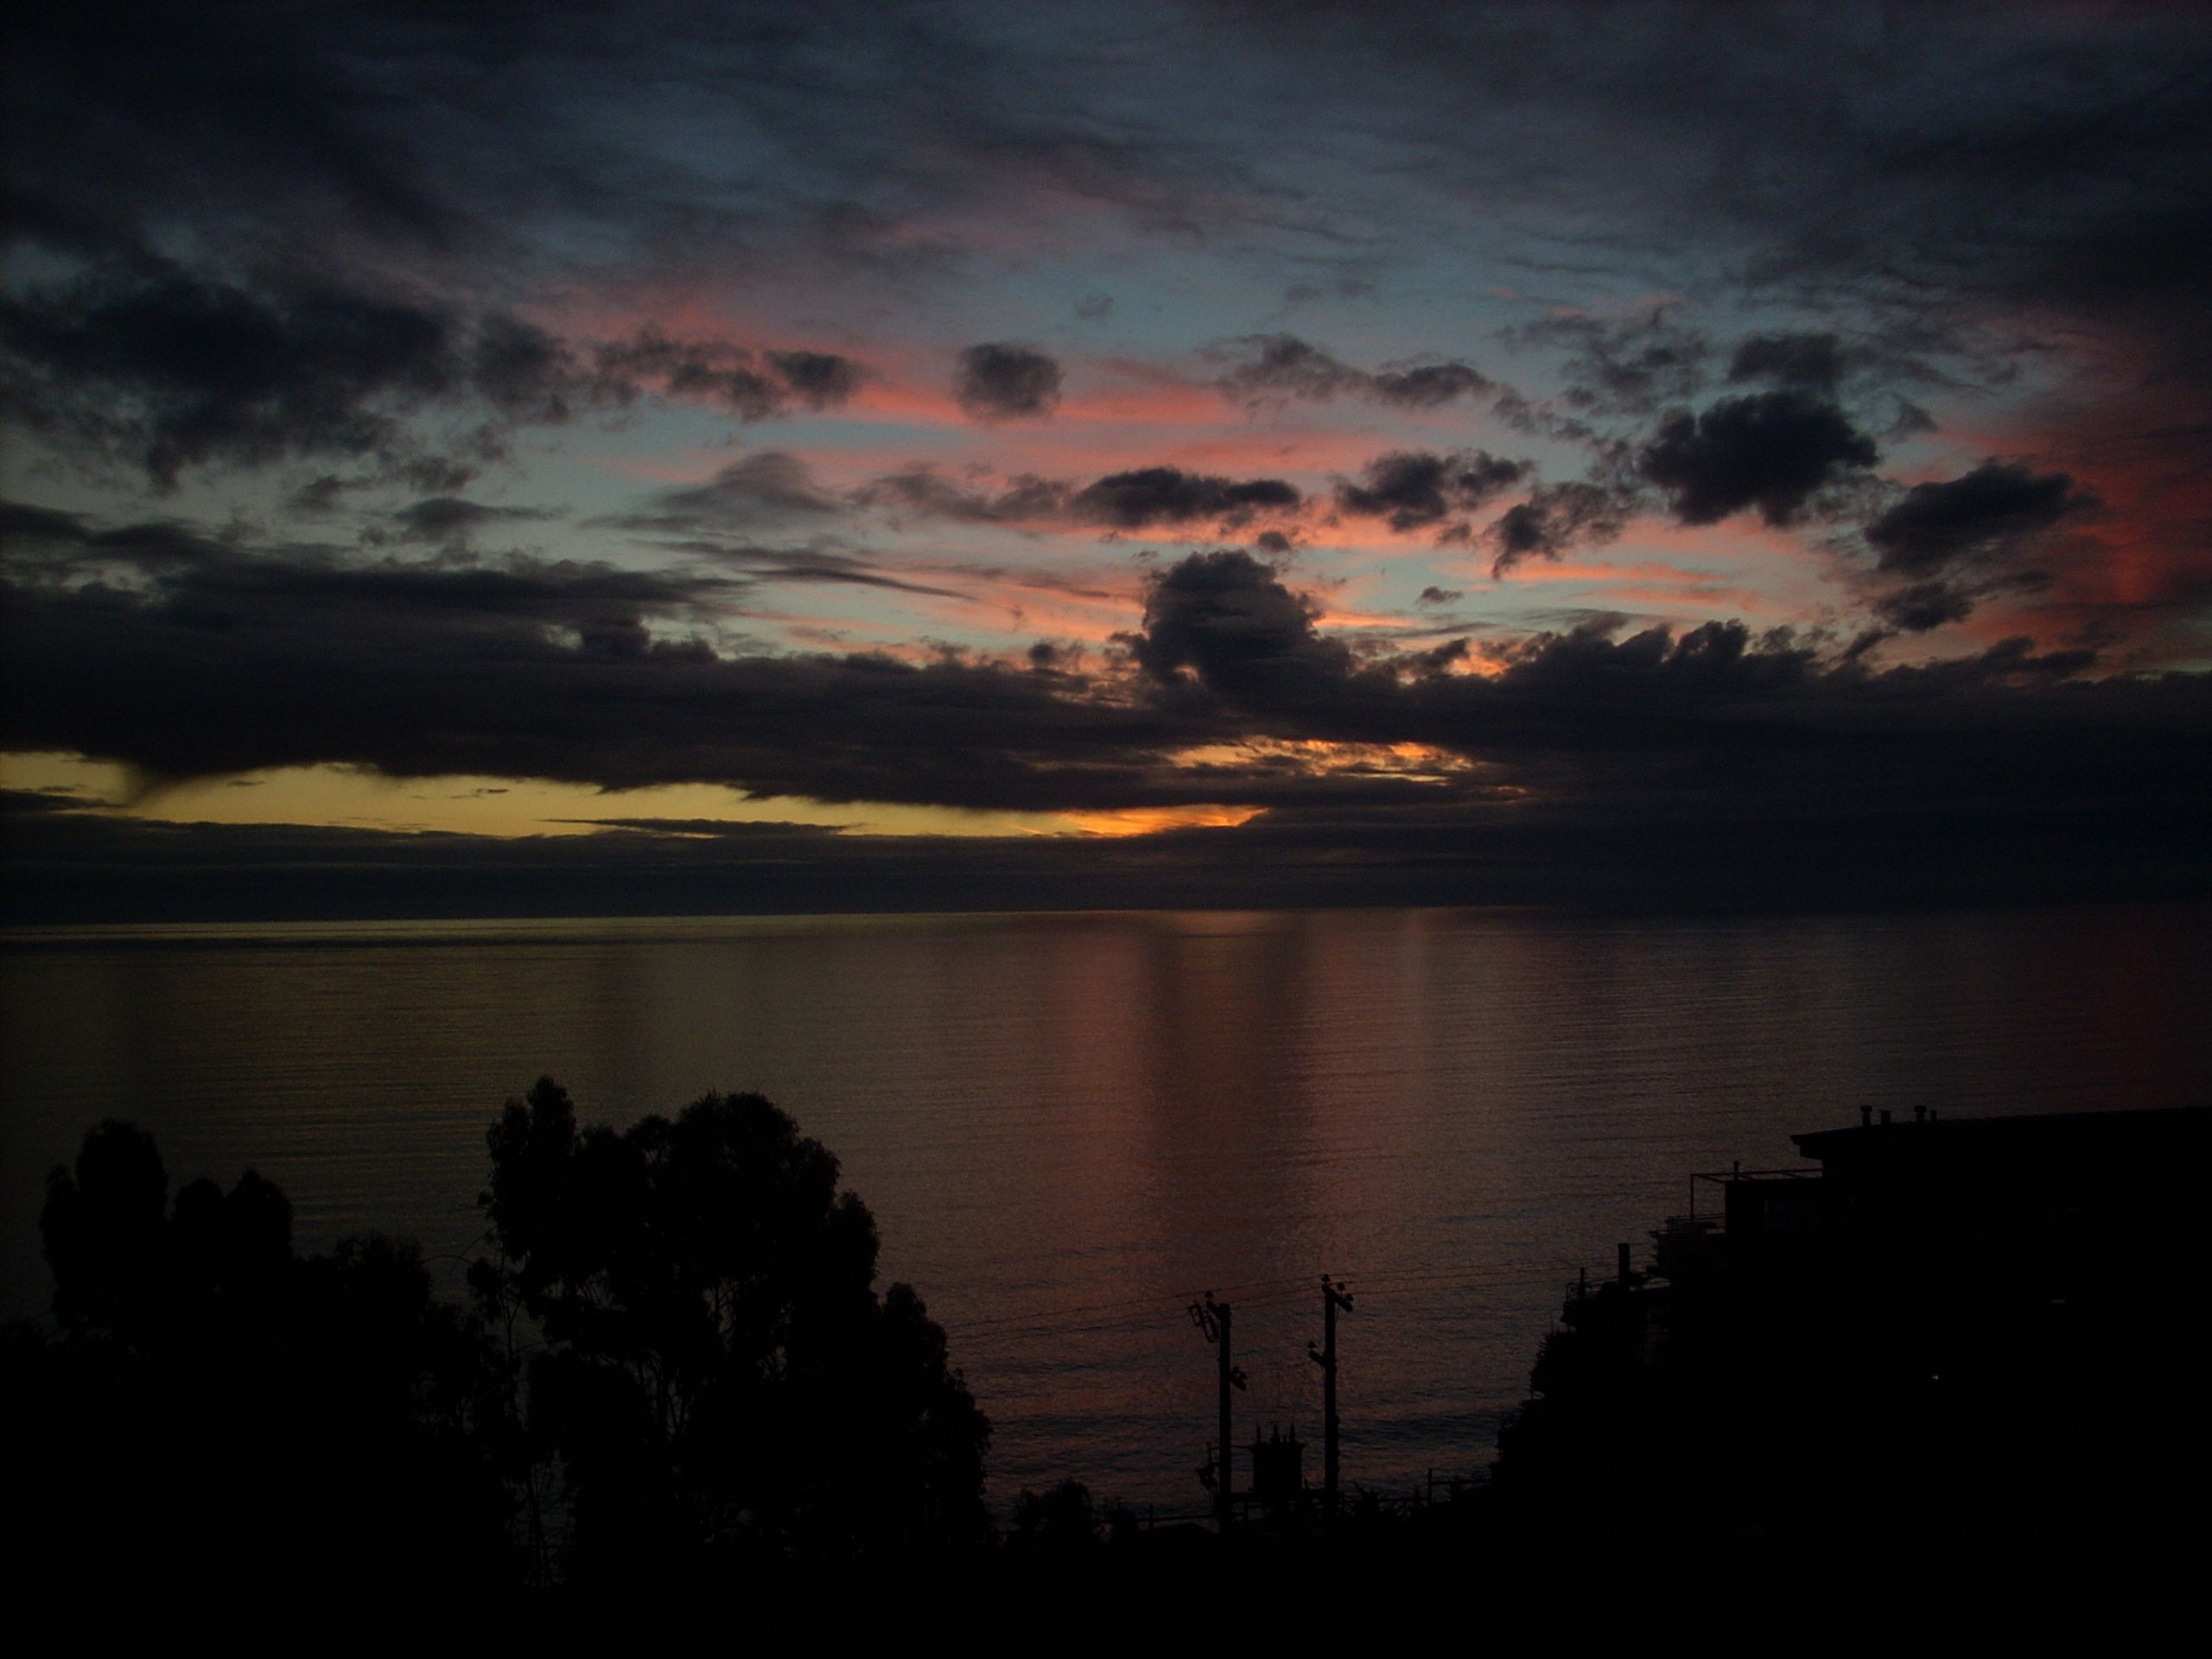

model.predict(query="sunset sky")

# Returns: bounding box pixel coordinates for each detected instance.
[5,2,2209,917]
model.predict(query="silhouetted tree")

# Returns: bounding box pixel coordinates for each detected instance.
[1012,1478,1101,1557]
[8,1088,990,1627]
[475,1077,990,1573]
[11,1120,512,1618]
[40,1116,181,1334]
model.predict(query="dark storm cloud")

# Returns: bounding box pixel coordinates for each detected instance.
[1722,333,1939,441]
[0,509,1233,810]
[1639,391,1880,527]
[1372,363,1493,409]
[1211,335,1490,410]
[652,541,970,602]
[3,4,2209,917]
[1129,549,1362,704]
[0,501,89,543]
[387,498,560,547]
[3,3,454,262]
[627,454,845,530]
[594,332,867,421]
[954,344,1064,420]
[1727,333,1846,394]
[1212,335,1359,403]
[519,460,978,598]
[8,523,2209,893]
[10,506,732,620]
[1071,467,1300,529]
[1395,616,2185,836]
[853,464,1300,531]
[0,264,481,486]
[8,497,948,631]
[1281,9,2212,333]
[1865,461,2096,577]
[1260,2,2212,569]
[0,262,868,486]
[1872,581,1974,635]
[0,500,232,572]
[1335,450,1529,534]
[1847,461,2097,634]
[1496,314,1928,472]
[3,3,1220,287]
[1514,311,1709,418]
[16,6,2212,529]
[767,350,868,407]
[853,469,1071,525]
[16,5,2212,433]
[1487,482,1631,575]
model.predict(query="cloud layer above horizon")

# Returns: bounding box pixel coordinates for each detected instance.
[5,2,2209,909]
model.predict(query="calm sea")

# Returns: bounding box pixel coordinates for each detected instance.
[5,904,2209,1512]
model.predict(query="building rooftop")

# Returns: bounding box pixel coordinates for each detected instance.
[1791,1104,2212,1176]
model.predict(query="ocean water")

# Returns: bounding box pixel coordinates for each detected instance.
[5,904,2209,1512]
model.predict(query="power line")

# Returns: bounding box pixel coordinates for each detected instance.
[943,1266,1562,1342]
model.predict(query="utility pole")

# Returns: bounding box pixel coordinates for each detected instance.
[1307,1275,1354,1532]
[1189,1292,1246,1526]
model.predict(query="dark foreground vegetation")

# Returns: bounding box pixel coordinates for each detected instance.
[4,1081,993,1643]
[8,1091,2205,1649]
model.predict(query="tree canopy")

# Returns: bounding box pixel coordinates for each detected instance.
[476,1078,989,1570]
[13,1118,512,1617]
[6,1081,989,1624]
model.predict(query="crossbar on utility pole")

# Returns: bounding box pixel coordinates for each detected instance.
[1308,1275,1354,1535]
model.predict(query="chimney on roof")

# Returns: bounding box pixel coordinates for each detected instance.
[1880,1109,1892,1126]
[1617,1242,1632,1287]
[1915,1104,1927,1123]
[1860,1104,1872,1128]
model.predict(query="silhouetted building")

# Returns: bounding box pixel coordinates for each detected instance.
[1497,1105,2212,1573]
